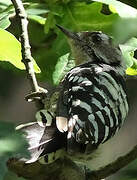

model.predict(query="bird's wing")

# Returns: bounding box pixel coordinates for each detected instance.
[56,64,128,154]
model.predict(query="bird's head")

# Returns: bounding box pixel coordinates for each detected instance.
[56,25,125,67]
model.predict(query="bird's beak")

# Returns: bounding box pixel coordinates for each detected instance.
[56,24,79,41]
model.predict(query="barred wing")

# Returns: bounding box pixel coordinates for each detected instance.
[63,64,128,154]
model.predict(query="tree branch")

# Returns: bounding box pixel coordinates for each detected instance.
[7,157,85,180]
[86,144,137,180]
[7,144,137,180]
[11,0,44,110]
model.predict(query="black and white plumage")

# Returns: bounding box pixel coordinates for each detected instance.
[56,62,128,157]
[56,26,129,158]
[17,110,67,163]
[18,26,129,164]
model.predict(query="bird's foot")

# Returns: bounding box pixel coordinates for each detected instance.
[25,87,48,102]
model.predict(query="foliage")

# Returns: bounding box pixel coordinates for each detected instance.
[120,38,137,75]
[0,121,29,180]
[0,1,137,180]
[4,171,26,180]
[0,28,40,72]
[112,159,137,180]
[52,53,75,85]
[0,0,136,83]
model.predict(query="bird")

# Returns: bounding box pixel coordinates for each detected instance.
[18,25,129,164]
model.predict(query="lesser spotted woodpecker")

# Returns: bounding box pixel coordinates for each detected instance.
[18,25,129,164]
[56,25,129,158]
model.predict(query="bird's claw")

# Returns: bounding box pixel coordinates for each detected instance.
[25,87,48,102]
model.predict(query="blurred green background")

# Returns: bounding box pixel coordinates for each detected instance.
[0,0,137,180]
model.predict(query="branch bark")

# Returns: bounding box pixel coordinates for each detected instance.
[86,144,137,180]
[7,144,137,180]
[7,157,85,180]
[11,0,44,110]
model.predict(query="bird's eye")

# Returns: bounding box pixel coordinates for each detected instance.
[92,33,102,43]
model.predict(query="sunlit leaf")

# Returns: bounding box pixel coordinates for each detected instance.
[92,0,137,18]
[109,5,117,13]
[0,16,11,29]
[0,1,14,29]
[0,29,40,73]
[0,0,12,6]
[26,3,49,15]
[120,38,137,68]
[28,15,46,25]
[92,0,137,43]
[53,53,75,85]
[126,67,137,76]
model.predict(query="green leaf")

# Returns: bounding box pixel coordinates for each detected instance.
[33,59,41,73]
[44,12,56,34]
[92,0,137,43]
[0,29,41,73]
[119,37,137,76]
[120,38,137,68]
[53,1,118,64]
[28,15,46,25]
[92,0,137,18]
[0,121,29,180]
[126,57,137,76]
[0,15,11,29]
[52,53,75,85]
[109,4,117,13]
[26,3,49,15]
[61,2,118,32]
[0,2,14,29]
[50,4,64,17]
[0,0,12,6]
[113,18,137,44]
[126,67,137,76]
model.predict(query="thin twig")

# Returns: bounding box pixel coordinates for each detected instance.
[11,0,44,109]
